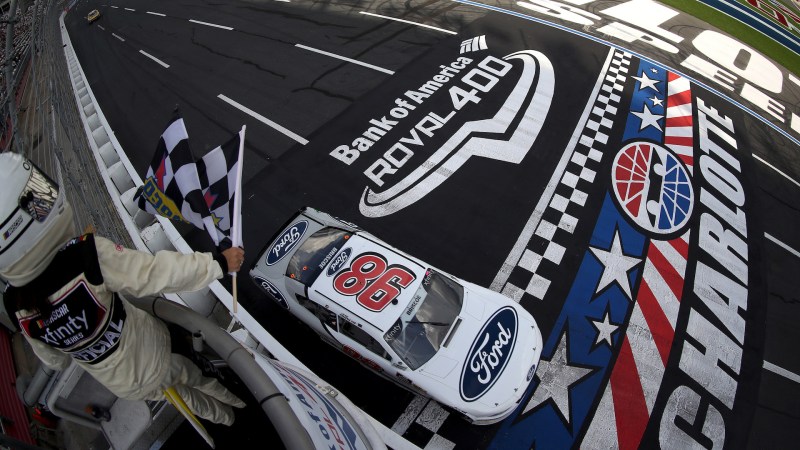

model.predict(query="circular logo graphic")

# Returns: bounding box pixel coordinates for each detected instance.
[611,141,693,235]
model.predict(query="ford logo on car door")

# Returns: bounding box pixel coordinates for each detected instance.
[460,307,518,402]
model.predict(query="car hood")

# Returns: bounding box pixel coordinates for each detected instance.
[310,235,427,332]
[417,288,542,418]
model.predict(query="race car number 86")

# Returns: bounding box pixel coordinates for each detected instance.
[333,253,416,312]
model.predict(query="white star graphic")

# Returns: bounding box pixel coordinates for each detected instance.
[651,67,658,74]
[632,104,664,132]
[591,311,619,347]
[524,332,593,423]
[633,71,661,92]
[590,230,641,299]
[650,96,664,107]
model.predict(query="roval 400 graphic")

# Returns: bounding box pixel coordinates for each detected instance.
[330,51,554,217]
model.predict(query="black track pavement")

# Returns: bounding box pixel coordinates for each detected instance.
[65,0,800,448]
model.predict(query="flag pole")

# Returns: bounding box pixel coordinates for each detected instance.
[164,387,215,448]
[231,125,246,314]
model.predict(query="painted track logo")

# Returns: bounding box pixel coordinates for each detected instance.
[611,141,694,236]
[358,49,555,217]
[490,54,762,450]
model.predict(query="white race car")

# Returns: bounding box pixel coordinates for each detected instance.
[249,208,543,424]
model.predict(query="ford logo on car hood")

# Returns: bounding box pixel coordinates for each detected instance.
[254,276,289,310]
[266,220,308,266]
[460,307,518,402]
[326,248,353,276]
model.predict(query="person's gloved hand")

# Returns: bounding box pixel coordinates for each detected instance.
[221,247,245,273]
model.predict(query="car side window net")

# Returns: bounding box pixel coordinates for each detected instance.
[286,227,351,285]
[297,295,337,330]
[339,318,391,361]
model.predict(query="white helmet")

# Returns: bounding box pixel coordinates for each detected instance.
[0,152,75,286]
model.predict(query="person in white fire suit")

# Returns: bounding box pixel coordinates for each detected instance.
[0,152,246,425]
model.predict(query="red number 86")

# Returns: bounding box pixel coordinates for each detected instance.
[333,253,416,312]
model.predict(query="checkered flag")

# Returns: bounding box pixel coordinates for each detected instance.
[135,114,220,245]
[197,130,243,245]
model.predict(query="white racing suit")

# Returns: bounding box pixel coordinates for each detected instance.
[11,234,244,425]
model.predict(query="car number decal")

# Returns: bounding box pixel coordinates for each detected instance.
[332,252,416,312]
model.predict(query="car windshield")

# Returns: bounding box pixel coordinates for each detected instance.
[383,269,463,370]
[286,227,352,285]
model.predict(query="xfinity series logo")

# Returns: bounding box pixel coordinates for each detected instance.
[460,306,518,402]
[328,40,555,217]
[266,220,308,266]
[19,280,126,365]
[254,276,289,310]
[326,247,352,276]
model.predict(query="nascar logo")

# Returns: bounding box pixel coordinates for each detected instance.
[266,220,308,266]
[460,306,518,402]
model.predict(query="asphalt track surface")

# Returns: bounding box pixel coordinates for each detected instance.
[64,0,800,448]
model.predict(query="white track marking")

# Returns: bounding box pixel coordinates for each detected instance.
[359,11,457,34]
[764,360,800,384]
[753,154,800,189]
[139,50,170,68]
[146,11,166,17]
[295,44,394,75]
[765,232,800,259]
[189,19,233,30]
[97,25,105,30]
[217,94,308,145]
[112,33,124,42]
[124,7,135,11]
